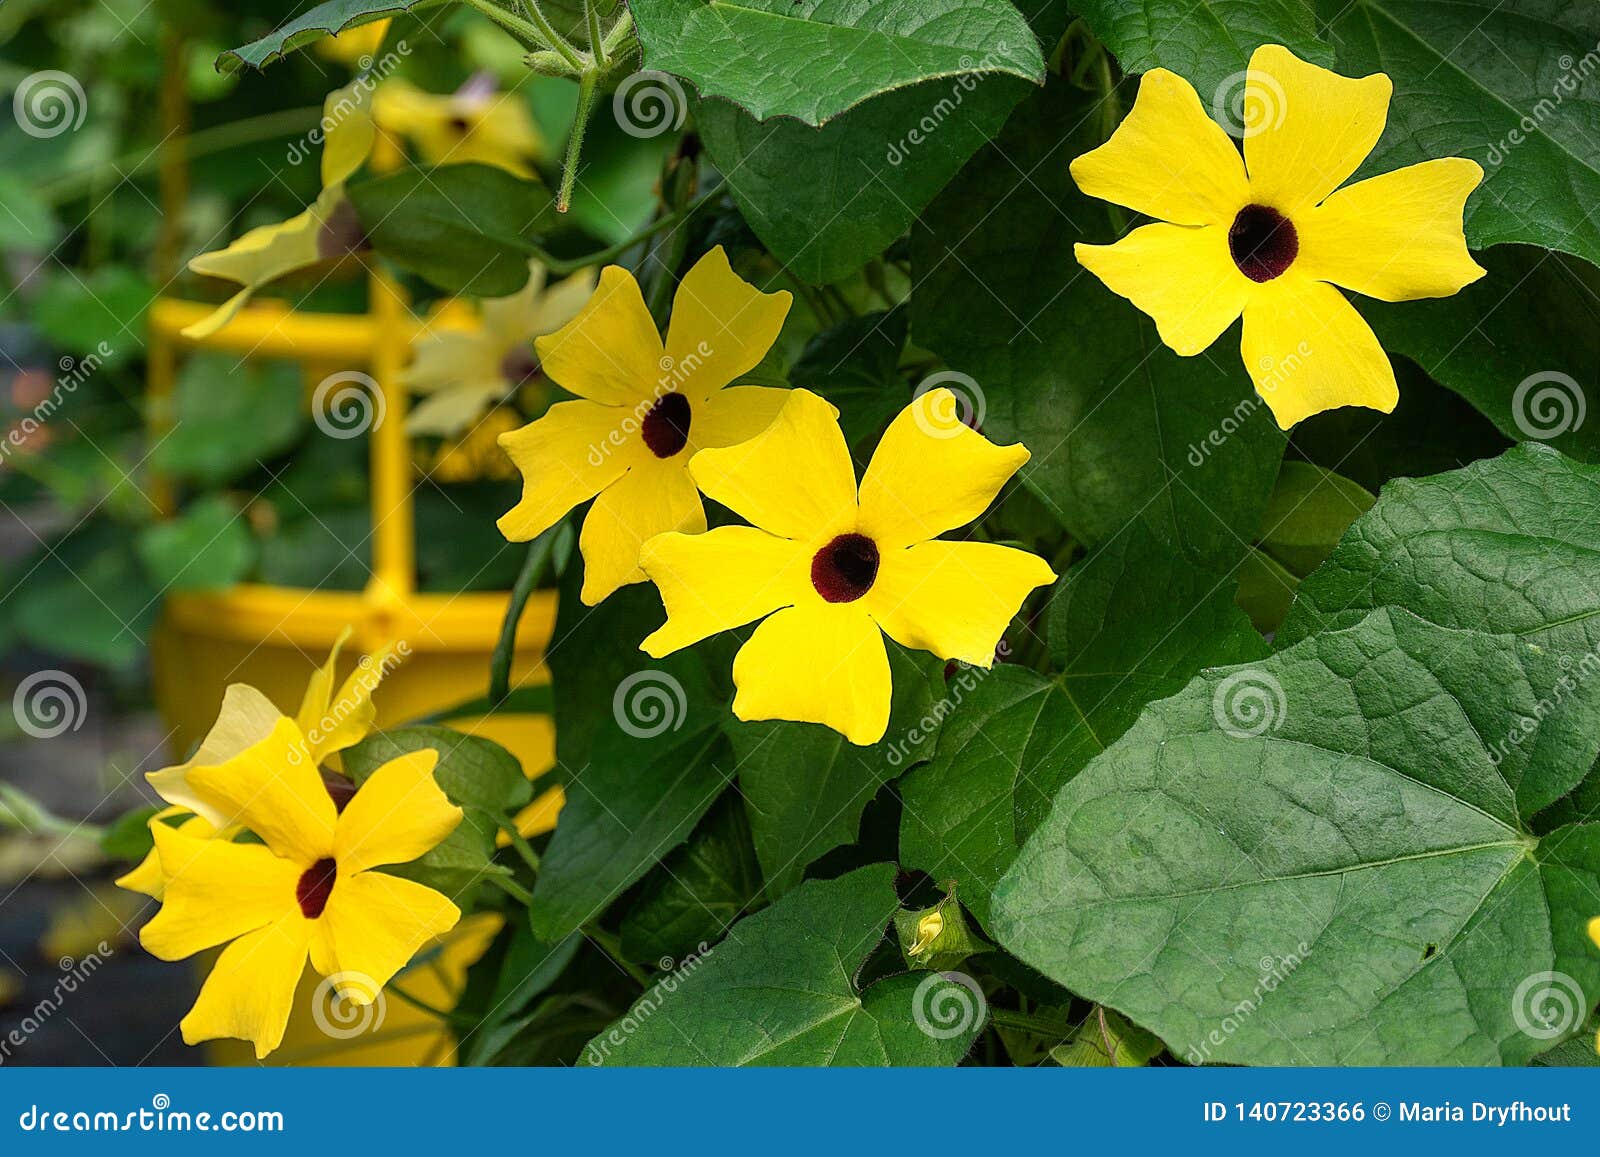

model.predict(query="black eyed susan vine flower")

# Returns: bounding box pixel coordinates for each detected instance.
[403,261,597,437]
[498,245,794,605]
[373,75,544,177]
[137,739,462,1058]
[1071,44,1485,429]
[183,80,377,340]
[638,388,1056,745]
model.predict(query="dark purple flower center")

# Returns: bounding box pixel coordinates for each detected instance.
[296,857,338,919]
[1228,204,1298,282]
[499,345,541,387]
[641,392,692,458]
[811,533,880,603]
[317,198,370,261]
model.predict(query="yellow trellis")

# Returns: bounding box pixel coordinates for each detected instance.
[144,62,559,809]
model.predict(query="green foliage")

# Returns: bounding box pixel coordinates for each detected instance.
[135,495,256,592]
[217,0,445,72]
[994,607,1600,1064]
[149,355,305,487]
[586,864,983,1065]
[347,165,560,297]
[911,79,1287,571]
[631,0,1046,126]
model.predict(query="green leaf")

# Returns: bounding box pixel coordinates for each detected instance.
[911,79,1285,571]
[694,0,1068,284]
[1360,246,1600,461]
[1074,0,1331,102]
[788,308,910,450]
[150,354,305,486]
[32,267,151,369]
[900,530,1266,930]
[344,727,531,897]
[994,607,1600,1064]
[1322,0,1600,270]
[136,495,256,593]
[345,726,533,814]
[460,924,583,1065]
[620,792,762,965]
[216,0,443,72]
[1050,1009,1164,1067]
[1257,461,1374,577]
[12,534,157,669]
[0,174,58,250]
[529,576,734,941]
[1281,444,1600,658]
[732,645,944,899]
[99,806,161,862]
[585,864,982,1065]
[632,0,1045,126]
[347,164,558,297]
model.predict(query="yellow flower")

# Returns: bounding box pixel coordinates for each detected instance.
[404,262,597,436]
[182,81,377,340]
[639,389,1055,745]
[499,246,794,605]
[1070,44,1485,429]
[374,76,543,177]
[123,630,398,899]
[316,18,391,68]
[138,737,462,1058]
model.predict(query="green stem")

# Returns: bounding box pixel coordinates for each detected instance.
[557,70,600,213]
[459,0,555,54]
[500,823,543,873]
[40,106,321,204]
[488,874,534,906]
[584,924,652,988]
[988,1007,1069,1040]
[646,220,691,325]
[488,524,564,703]
[586,0,608,68]
[387,982,474,1027]
[519,0,589,71]
[534,183,721,273]
[601,8,636,59]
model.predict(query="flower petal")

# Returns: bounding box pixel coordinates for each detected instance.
[533,265,665,406]
[334,749,462,876]
[497,398,642,542]
[1243,44,1391,214]
[867,541,1056,666]
[1240,273,1397,429]
[314,870,461,995]
[1074,222,1251,356]
[857,389,1031,550]
[690,385,791,451]
[185,716,339,864]
[182,193,331,339]
[321,81,377,187]
[688,388,856,542]
[579,459,705,605]
[528,266,599,335]
[639,526,812,656]
[115,810,217,900]
[139,824,301,960]
[146,682,283,825]
[304,639,398,765]
[664,246,792,400]
[732,603,890,746]
[406,381,507,437]
[498,785,564,846]
[1069,68,1249,226]
[179,912,311,1059]
[1296,158,1486,301]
